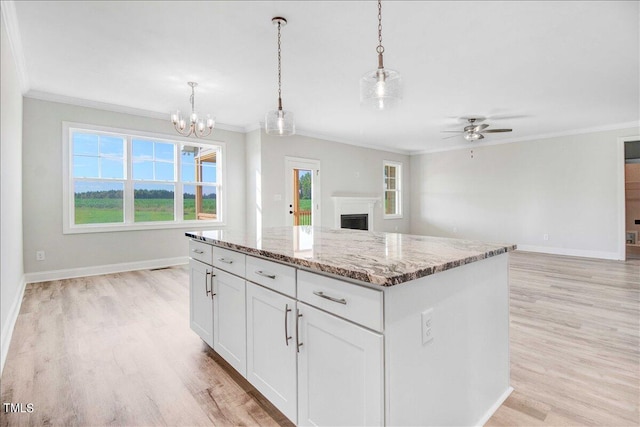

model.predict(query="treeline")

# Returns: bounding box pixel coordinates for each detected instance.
[76,190,216,199]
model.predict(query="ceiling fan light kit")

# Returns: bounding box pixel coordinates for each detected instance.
[170,82,215,138]
[360,0,403,110]
[265,16,295,136]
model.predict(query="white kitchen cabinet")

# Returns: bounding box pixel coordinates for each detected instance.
[212,268,247,377]
[297,303,383,427]
[246,282,298,423]
[189,259,214,347]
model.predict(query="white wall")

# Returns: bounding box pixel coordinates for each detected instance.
[245,129,261,235]
[411,128,639,259]
[1,11,25,373]
[259,131,411,233]
[21,98,246,276]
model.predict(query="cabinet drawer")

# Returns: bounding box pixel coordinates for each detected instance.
[246,256,296,298]
[298,270,383,332]
[189,240,213,265]
[212,246,246,277]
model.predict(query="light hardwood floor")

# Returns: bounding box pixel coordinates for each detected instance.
[1,251,638,426]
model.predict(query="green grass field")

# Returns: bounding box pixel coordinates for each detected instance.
[74,198,216,224]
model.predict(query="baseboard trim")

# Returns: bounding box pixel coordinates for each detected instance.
[516,245,620,260]
[24,256,189,284]
[475,386,513,426]
[1,274,27,376]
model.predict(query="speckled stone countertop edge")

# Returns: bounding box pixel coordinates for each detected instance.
[186,231,516,287]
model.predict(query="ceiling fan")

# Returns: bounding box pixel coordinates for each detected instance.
[442,117,512,141]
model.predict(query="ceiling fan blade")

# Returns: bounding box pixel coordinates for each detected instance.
[441,134,462,140]
[441,130,464,133]
[482,128,512,133]
[473,124,489,132]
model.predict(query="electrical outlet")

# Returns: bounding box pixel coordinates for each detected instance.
[543,233,549,241]
[36,250,45,261]
[421,308,434,344]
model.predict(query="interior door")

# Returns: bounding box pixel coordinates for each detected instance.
[285,157,321,226]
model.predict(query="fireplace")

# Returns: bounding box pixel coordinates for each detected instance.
[332,196,379,231]
[341,214,368,231]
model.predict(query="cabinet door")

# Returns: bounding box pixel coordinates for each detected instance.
[297,303,383,427]
[212,268,247,377]
[246,283,297,423]
[189,259,214,348]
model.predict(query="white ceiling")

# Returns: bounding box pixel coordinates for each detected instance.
[10,1,640,154]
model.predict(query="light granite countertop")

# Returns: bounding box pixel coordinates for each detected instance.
[185,226,516,287]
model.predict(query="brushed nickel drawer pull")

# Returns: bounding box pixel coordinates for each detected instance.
[296,309,303,353]
[192,248,204,254]
[217,258,233,264]
[255,270,276,279]
[205,270,211,296]
[284,304,292,346]
[313,291,347,305]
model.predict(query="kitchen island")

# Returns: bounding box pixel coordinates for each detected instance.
[185,226,515,426]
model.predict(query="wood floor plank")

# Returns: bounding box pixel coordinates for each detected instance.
[1,251,638,426]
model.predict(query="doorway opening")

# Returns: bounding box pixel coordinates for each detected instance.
[624,140,640,260]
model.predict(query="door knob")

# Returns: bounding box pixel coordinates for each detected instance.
[289,210,293,214]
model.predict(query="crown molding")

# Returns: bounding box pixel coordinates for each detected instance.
[24,89,247,133]
[410,120,640,156]
[249,120,411,156]
[1,0,29,93]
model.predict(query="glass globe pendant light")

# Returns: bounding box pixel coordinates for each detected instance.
[265,17,295,136]
[360,0,402,110]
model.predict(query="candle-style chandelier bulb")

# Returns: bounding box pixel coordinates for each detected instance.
[170,82,216,138]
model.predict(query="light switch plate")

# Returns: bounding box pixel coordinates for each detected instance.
[421,308,434,344]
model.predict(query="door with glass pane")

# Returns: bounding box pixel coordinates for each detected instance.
[285,157,320,226]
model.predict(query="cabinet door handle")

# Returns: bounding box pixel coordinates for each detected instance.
[217,258,233,264]
[210,272,216,299]
[192,248,204,254]
[255,270,276,279]
[296,309,303,353]
[205,270,211,296]
[313,291,347,305]
[284,304,292,346]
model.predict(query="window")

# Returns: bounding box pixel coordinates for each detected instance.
[63,123,224,233]
[383,161,402,219]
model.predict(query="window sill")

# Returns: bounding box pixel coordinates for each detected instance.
[383,215,403,220]
[63,220,226,235]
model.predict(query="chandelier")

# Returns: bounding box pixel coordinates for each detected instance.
[170,82,215,138]
[360,0,402,110]
[265,17,295,136]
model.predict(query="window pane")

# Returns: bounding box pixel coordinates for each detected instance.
[101,158,124,179]
[385,190,397,215]
[132,139,154,160]
[134,183,174,222]
[201,164,217,183]
[73,133,99,156]
[155,142,174,161]
[73,156,100,178]
[183,184,217,220]
[99,135,124,157]
[155,162,174,181]
[387,177,396,190]
[74,181,124,224]
[388,166,396,178]
[132,160,153,180]
[182,164,196,183]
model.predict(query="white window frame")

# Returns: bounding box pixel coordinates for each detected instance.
[383,160,402,219]
[62,122,226,234]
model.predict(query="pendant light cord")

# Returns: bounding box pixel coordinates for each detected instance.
[376,0,385,69]
[277,20,283,110]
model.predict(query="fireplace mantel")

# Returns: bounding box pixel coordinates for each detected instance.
[331,196,380,230]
